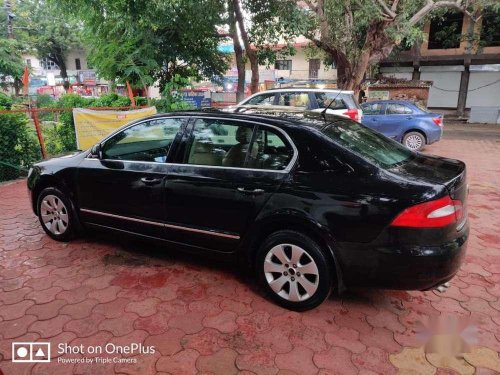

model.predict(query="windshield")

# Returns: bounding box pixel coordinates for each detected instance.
[321,117,413,168]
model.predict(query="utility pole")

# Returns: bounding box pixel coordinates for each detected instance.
[5,0,14,39]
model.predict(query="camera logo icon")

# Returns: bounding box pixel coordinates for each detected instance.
[12,342,51,363]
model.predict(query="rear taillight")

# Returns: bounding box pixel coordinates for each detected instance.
[344,108,359,121]
[432,117,443,126]
[390,196,463,228]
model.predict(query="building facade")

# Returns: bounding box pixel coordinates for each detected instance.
[222,36,338,92]
[23,49,108,96]
[380,8,500,116]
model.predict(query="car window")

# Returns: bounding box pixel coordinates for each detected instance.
[185,119,256,168]
[102,118,184,162]
[277,92,310,108]
[341,93,361,109]
[246,93,275,105]
[362,102,383,115]
[248,127,294,170]
[314,92,347,110]
[321,117,413,168]
[386,104,413,115]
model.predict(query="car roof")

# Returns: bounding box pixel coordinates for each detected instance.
[252,88,355,95]
[146,109,333,131]
[362,99,416,105]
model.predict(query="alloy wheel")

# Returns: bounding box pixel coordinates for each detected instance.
[40,194,69,235]
[405,134,423,150]
[263,243,319,302]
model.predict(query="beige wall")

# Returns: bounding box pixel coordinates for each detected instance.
[244,45,337,81]
[66,49,88,72]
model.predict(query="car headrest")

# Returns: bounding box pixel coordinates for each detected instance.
[235,126,253,144]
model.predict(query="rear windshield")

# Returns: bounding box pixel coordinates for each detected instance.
[341,93,361,109]
[321,117,413,168]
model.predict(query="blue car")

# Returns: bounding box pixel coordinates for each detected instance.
[360,100,443,151]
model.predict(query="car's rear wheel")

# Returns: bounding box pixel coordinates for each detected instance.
[37,187,77,242]
[403,131,426,151]
[256,230,333,311]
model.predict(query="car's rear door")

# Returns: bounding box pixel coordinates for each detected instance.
[162,116,296,253]
[377,103,414,140]
[77,117,187,239]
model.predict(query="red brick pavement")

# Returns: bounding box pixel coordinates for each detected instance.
[0,138,499,374]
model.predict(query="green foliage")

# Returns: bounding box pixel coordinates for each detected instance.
[52,0,229,90]
[245,0,310,66]
[0,112,41,182]
[13,0,82,86]
[0,92,13,109]
[36,94,55,109]
[0,38,24,87]
[92,93,130,108]
[42,93,144,153]
[299,0,495,89]
[52,94,94,152]
[479,5,500,48]
[134,97,148,106]
[153,74,193,113]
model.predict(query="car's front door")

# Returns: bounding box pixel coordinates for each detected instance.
[360,102,385,131]
[77,117,187,238]
[162,117,296,253]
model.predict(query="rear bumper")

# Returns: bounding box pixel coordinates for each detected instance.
[426,126,443,145]
[338,224,468,290]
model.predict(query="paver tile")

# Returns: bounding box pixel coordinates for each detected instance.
[0,137,499,374]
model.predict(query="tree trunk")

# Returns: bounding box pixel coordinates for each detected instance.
[233,0,259,94]
[343,21,393,92]
[228,2,245,102]
[50,50,70,91]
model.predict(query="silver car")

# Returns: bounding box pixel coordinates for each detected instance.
[231,88,363,121]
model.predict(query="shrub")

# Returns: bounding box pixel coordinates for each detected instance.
[0,112,41,182]
[0,92,12,109]
[36,94,55,109]
[93,93,131,107]
[134,96,148,106]
[54,94,95,152]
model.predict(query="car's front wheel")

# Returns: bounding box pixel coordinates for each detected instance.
[403,131,426,151]
[37,187,77,242]
[256,230,334,311]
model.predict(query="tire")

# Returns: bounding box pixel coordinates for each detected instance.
[255,230,334,311]
[37,187,78,242]
[403,131,426,151]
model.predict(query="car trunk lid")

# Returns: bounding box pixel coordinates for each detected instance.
[389,153,468,228]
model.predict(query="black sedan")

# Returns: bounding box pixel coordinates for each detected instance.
[27,111,468,311]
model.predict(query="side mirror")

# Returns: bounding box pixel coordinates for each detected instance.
[90,143,102,159]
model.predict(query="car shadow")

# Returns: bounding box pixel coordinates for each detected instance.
[84,229,259,290]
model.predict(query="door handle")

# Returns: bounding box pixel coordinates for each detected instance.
[140,177,162,186]
[406,116,413,120]
[237,187,265,196]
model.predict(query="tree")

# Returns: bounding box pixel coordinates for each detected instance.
[0,38,23,88]
[230,0,308,94]
[15,0,82,91]
[301,0,496,91]
[227,1,246,102]
[52,0,230,91]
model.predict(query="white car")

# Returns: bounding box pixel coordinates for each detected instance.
[232,88,363,121]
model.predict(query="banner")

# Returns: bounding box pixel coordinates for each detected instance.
[73,107,157,150]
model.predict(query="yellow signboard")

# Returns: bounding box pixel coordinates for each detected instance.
[73,107,157,150]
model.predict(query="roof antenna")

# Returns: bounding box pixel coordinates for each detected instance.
[321,88,343,121]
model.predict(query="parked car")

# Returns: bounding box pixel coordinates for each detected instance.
[361,100,443,151]
[232,88,363,121]
[28,110,468,311]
